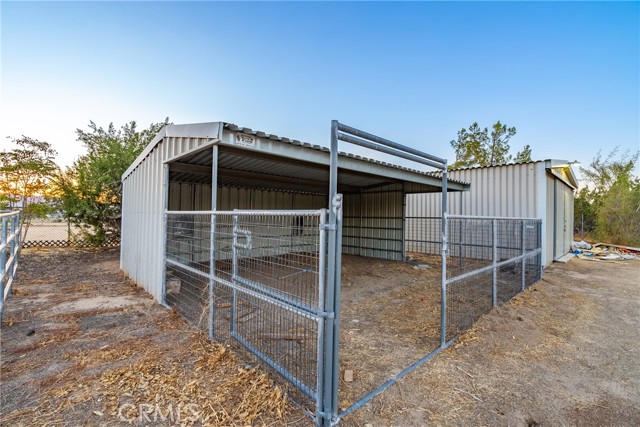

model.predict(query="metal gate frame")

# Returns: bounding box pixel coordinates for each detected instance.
[226,210,335,416]
[324,121,449,425]
[163,208,340,423]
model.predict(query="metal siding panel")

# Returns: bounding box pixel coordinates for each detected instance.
[406,162,548,262]
[121,135,214,302]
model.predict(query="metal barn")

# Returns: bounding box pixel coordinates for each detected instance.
[406,160,577,266]
[120,122,468,301]
[120,121,544,426]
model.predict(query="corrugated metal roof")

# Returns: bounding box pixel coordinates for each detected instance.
[123,121,470,188]
[169,146,434,194]
[222,123,469,186]
[446,159,544,171]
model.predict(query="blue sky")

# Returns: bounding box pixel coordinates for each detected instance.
[1,1,638,180]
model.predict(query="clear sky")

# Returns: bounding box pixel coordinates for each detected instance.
[1,1,638,180]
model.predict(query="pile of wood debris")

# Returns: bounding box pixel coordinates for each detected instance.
[572,241,640,261]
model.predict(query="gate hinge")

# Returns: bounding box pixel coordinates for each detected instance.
[321,311,335,319]
[320,224,336,231]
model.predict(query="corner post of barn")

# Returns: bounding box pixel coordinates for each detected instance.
[161,163,170,307]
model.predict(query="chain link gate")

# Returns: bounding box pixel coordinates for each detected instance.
[164,200,343,425]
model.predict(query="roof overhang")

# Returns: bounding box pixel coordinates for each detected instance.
[125,121,470,195]
[545,159,579,190]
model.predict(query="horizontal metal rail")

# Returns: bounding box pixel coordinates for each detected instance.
[337,133,446,170]
[405,238,533,253]
[234,275,321,317]
[231,331,318,400]
[165,258,327,322]
[446,248,542,285]
[337,338,456,421]
[336,122,447,167]
[405,216,444,220]
[166,209,325,216]
[447,214,542,221]
[0,211,18,219]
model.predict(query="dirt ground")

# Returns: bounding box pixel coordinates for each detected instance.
[341,257,640,426]
[2,249,638,427]
[0,249,308,427]
[339,255,442,409]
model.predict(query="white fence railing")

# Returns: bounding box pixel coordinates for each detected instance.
[1,211,22,317]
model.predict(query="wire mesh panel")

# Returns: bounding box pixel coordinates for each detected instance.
[444,216,543,342]
[404,216,441,256]
[164,210,327,416]
[446,218,494,280]
[446,270,493,339]
[165,213,212,330]
[233,213,322,310]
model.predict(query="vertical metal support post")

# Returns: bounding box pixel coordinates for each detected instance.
[0,217,7,312]
[230,214,238,336]
[359,188,363,257]
[553,179,557,260]
[538,220,544,280]
[328,120,339,220]
[321,120,339,426]
[440,167,448,347]
[161,164,169,306]
[331,195,343,422]
[492,218,498,307]
[458,217,463,268]
[209,144,219,340]
[521,220,526,292]
[401,184,406,261]
[315,210,328,424]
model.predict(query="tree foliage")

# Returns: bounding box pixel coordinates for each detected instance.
[56,119,169,244]
[575,148,640,246]
[0,136,58,232]
[450,121,532,169]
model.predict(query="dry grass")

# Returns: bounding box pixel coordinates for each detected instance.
[1,249,308,427]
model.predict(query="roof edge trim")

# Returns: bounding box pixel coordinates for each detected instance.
[122,122,220,181]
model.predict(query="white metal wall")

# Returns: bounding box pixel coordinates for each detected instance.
[121,132,216,302]
[406,163,543,218]
[406,162,575,267]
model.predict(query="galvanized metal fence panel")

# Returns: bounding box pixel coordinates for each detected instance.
[164,209,330,419]
[444,215,543,342]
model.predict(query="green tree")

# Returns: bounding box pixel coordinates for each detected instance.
[450,121,532,169]
[576,148,640,246]
[56,119,169,244]
[0,136,58,236]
